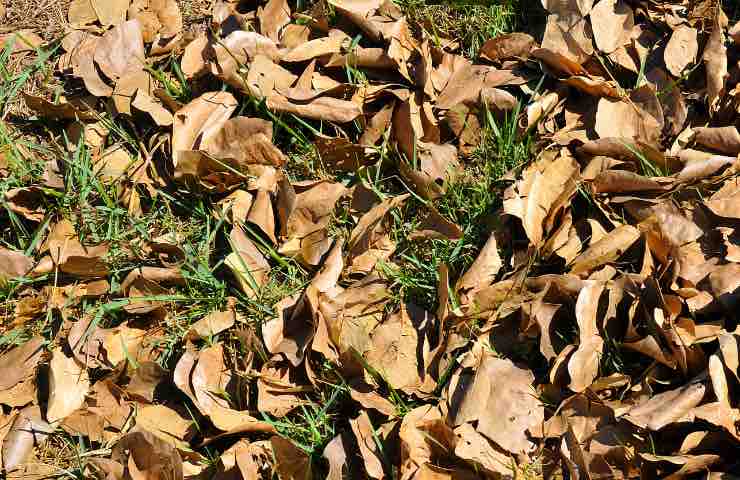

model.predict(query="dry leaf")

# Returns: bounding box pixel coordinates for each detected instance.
[3,406,53,472]
[568,281,605,392]
[590,0,634,54]
[172,91,238,167]
[570,225,640,274]
[447,349,543,454]
[479,33,535,63]
[94,20,146,82]
[111,430,184,480]
[46,349,91,423]
[664,25,698,77]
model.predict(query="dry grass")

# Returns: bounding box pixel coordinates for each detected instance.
[1,0,70,40]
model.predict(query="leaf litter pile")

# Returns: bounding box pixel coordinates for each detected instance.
[2,0,740,478]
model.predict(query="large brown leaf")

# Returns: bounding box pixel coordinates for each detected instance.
[94,20,146,82]
[503,150,580,246]
[664,25,698,77]
[447,347,543,454]
[172,91,238,167]
[590,0,633,54]
[46,348,90,423]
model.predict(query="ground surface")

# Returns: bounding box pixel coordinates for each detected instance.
[1,0,740,479]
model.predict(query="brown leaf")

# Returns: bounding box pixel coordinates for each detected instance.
[91,0,128,26]
[454,423,515,477]
[127,361,168,402]
[281,24,311,49]
[664,25,698,77]
[479,32,535,63]
[623,379,705,430]
[595,86,663,143]
[365,303,427,392]
[541,14,593,65]
[590,0,634,54]
[2,406,52,472]
[694,126,740,155]
[503,150,580,246]
[283,36,347,62]
[350,411,384,479]
[457,233,502,294]
[447,349,543,454]
[409,206,463,241]
[271,436,312,480]
[111,430,183,480]
[349,380,396,416]
[591,170,670,194]
[323,434,351,480]
[398,404,455,478]
[257,361,308,417]
[0,247,34,281]
[69,0,98,27]
[172,91,238,167]
[4,186,46,222]
[703,10,728,113]
[570,225,640,274]
[208,405,276,435]
[347,194,408,275]
[185,305,238,341]
[132,89,173,126]
[567,281,605,392]
[246,55,297,98]
[46,348,91,423]
[94,20,146,83]
[258,0,290,42]
[266,94,362,123]
[640,453,720,480]
[201,117,287,167]
[129,0,182,39]
[226,225,271,298]
[135,404,195,448]
[315,137,368,172]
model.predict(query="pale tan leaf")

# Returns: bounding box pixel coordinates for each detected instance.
[46,349,90,423]
[590,0,634,54]
[567,281,605,392]
[664,25,698,77]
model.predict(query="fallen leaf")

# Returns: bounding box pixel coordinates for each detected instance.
[185,304,238,341]
[703,11,728,113]
[2,406,53,472]
[91,0,128,26]
[503,150,580,246]
[447,349,543,454]
[590,0,634,54]
[349,411,384,479]
[0,247,34,282]
[664,25,698,77]
[283,36,346,62]
[568,281,605,392]
[479,32,535,63]
[172,91,238,167]
[570,225,640,274]
[94,20,146,82]
[111,430,184,480]
[226,226,271,298]
[46,348,91,423]
[623,379,705,430]
[271,435,312,480]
